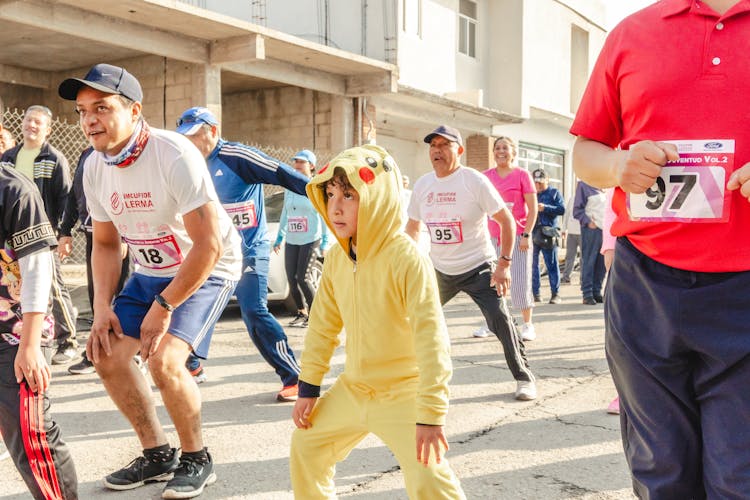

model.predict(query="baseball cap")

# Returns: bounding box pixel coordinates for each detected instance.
[532,169,549,181]
[423,125,463,147]
[58,63,143,102]
[176,107,219,136]
[292,149,316,165]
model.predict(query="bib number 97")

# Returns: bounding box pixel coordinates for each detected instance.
[644,174,696,211]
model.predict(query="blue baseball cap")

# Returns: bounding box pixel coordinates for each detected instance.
[292,149,316,165]
[58,63,143,102]
[176,107,219,136]
[424,125,463,147]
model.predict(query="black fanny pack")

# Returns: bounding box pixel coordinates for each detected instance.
[532,225,560,250]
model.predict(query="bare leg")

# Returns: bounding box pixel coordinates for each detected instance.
[93,335,168,448]
[148,335,203,453]
[522,307,532,324]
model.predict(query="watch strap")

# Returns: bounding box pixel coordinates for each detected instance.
[154,293,175,312]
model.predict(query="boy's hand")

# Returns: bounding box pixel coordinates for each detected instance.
[416,424,449,466]
[14,345,51,393]
[292,397,317,429]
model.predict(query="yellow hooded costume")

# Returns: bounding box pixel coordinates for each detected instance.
[290,145,464,499]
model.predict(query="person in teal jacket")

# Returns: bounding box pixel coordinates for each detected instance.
[273,150,330,327]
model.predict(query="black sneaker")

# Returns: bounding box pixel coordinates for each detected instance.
[104,450,179,490]
[162,453,217,499]
[68,353,95,375]
[288,312,308,327]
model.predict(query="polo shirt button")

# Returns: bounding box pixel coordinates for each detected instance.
[716,22,724,30]
[712,57,721,65]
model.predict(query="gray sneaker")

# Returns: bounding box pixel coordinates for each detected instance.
[162,453,217,499]
[51,345,77,365]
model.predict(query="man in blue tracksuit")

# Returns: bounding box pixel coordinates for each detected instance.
[177,107,309,402]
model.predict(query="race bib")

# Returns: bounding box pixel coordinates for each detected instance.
[288,216,308,233]
[124,233,183,270]
[223,201,257,230]
[426,218,463,244]
[628,139,733,223]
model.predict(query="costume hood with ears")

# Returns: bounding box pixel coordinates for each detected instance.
[306,145,403,261]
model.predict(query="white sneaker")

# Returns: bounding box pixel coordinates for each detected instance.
[472,326,490,338]
[515,380,537,401]
[520,323,536,341]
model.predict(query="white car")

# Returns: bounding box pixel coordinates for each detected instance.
[264,191,324,312]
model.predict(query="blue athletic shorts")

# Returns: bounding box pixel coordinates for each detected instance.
[113,273,237,358]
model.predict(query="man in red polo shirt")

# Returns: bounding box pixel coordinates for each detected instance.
[571,0,750,498]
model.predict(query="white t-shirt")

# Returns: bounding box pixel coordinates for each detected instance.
[84,128,242,280]
[408,166,505,275]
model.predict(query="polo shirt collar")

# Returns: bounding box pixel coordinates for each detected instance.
[661,0,750,18]
[660,0,691,18]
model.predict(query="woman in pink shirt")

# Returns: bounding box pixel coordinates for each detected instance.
[482,137,539,341]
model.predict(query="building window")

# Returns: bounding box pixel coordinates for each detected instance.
[403,0,422,37]
[518,143,565,190]
[570,25,589,114]
[458,0,477,58]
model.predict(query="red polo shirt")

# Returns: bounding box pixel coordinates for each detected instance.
[570,0,750,272]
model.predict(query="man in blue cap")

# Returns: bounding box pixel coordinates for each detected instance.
[176,106,309,402]
[59,64,242,499]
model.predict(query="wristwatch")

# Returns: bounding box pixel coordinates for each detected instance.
[500,255,512,262]
[154,293,175,312]
[521,232,530,238]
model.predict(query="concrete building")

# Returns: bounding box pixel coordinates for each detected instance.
[0,0,607,195]
[180,0,609,194]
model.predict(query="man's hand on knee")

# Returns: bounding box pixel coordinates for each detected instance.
[88,308,124,363]
[139,304,171,362]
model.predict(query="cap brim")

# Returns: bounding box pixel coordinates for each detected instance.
[58,78,123,101]
[424,132,461,146]
[176,122,204,136]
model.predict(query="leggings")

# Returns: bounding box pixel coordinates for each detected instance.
[284,240,320,311]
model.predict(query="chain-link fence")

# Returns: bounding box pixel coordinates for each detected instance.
[2,108,333,279]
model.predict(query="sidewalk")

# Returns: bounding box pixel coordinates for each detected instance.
[0,275,634,499]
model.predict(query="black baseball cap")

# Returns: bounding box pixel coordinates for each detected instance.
[424,125,463,147]
[58,63,143,102]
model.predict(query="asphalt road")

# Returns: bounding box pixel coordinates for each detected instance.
[1,280,635,499]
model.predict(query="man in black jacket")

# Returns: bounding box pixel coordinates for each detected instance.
[0,105,78,365]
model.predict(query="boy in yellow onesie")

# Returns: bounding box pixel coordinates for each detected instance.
[290,144,465,499]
